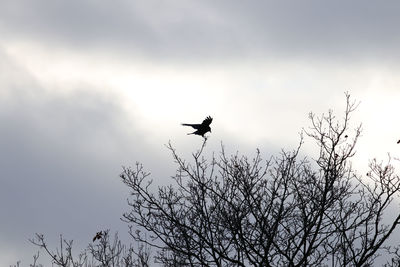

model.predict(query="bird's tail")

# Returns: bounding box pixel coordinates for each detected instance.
[182,123,195,127]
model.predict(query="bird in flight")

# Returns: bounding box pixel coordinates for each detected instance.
[93,231,103,242]
[182,116,213,137]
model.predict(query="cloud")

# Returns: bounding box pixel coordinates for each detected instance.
[1,0,400,63]
[0,51,172,264]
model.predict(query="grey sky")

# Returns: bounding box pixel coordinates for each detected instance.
[1,1,400,265]
[1,1,400,63]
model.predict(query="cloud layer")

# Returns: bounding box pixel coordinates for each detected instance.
[1,1,400,63]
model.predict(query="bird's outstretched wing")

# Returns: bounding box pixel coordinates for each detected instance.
[93,231,103,242]
[181,123,201,129]
[201,116,213,127]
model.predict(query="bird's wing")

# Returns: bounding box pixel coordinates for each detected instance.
[93,234,98,242]
[182,123,201,129]
[201,116,213,127]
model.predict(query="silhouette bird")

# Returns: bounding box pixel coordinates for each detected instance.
[182,116,213,137]
[93,231,103,242]
[397,140,400,144]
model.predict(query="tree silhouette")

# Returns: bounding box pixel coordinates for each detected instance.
[28,230,150,267]
[120,94,400,266]
[25,94,400,266]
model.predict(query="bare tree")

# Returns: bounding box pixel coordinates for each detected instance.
[25,94,400,266]
[120,94,400,266]
[10,252,42,267]
[29,230,150,267]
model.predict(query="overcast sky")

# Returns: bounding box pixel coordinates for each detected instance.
[2,1,400,265]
